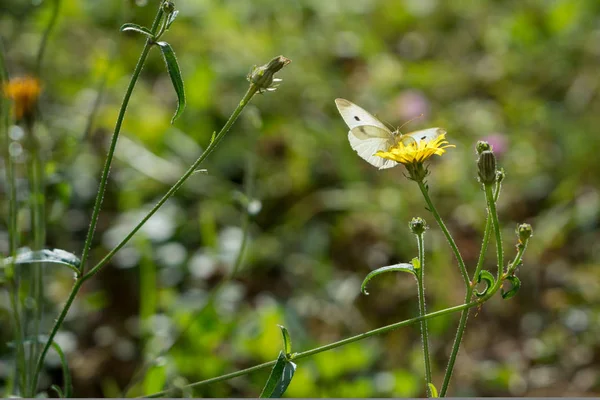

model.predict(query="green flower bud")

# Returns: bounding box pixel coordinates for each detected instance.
[477,150,497,185]
[476,140,492,154]
[247,55,291,93]
[409,217,428,235]
[496,168,505,184]
[162,1,175,14]
[516,223,533,244]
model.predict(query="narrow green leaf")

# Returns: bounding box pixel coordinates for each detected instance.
[166,10,179,29]
[278,325,292,357]
[156,41,186,124]
[51,341,72,398]
[501,275,521,300]
[260,352,286,398]
[271,360,296,398]
[120,23,154,38]
[361,263,415,295]
[428,382,439,398]
[1,248,80,274]
[475,270,495,297]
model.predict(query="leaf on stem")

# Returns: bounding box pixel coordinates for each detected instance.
[259,351,296,398]
[361,263,416,295]
[501,275,521,299]
[1,248,81,274]
[156,41,186,124]
[475,270,495,297]
[278,325,293,358]
[120,23,154,38]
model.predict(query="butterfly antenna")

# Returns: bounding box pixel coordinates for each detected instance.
[375,113,396,131]
[397,113,424,132]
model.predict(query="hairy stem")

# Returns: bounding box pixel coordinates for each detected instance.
[143,301,479,398]
[78,4,165,276]
[31,4,166,391]
[416,233,433,396]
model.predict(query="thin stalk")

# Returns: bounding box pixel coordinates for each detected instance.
[415,233,432,396]
[33,82,259,394]
[417,180,469,288]
[143,301,479,398]
[35,0,61,77]
[85,84,258,280]
[484,184,504,279]
[440,180,501,396]
[79,5,165,275]
[31,5,166,391]
[0,40,27,396]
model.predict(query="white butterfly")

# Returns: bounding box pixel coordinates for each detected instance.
[335,98,445,169]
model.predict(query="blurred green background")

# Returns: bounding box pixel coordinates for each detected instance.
[1,0,600,397]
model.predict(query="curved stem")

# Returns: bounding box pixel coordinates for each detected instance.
[415,233,432,396]
[78,5,165,276]
[143,301,479,398]
[84,85,258,280]
[485,184,504,279]
[417,180,469,288]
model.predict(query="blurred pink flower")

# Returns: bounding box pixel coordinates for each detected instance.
[482,133,508,156]
[394,90,430,122]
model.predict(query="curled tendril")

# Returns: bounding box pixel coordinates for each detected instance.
[501,275,521,299]
[475,270,495,297]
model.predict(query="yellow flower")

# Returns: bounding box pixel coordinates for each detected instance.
[3,76,41,122]
[375,133,455,165]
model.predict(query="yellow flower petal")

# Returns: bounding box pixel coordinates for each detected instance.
[375,133,455,165]
[3,76,41,121]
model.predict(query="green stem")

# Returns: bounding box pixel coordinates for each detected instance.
[31,4,167,391]
[84,84,258,280]
[35,0,61,77]
[78,5,165,276]
[33,78,259,396]
[439,180,501,397]
[417,180,469,288]
[0,41,27,396]
[143,301,479,398]
[485,184,504,279]
[415,233,432,396]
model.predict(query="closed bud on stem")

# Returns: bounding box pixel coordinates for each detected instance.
[162,1,175,14]
[477,150,497,185]
[516,223,533,244]
[247,55,291,93]
[476,140,492,154]
[496,168,505,184]
[409,217,428,236]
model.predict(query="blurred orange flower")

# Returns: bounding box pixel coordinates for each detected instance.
[3,76,41,122]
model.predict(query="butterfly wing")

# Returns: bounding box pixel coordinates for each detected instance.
[402,128,446,145]
[347,131,397,169]
[335,98,391,132]
[335,98,397,169]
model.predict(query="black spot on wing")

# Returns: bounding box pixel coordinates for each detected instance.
[354,116,360,121]
[421,136,426,140]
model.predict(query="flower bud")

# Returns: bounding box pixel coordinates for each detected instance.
[247,55,291,93]
[477,150,496,185]
[162,1,175,14]
[516,223,533,244]
[476,140,492,155]
[409,217,428,235]
[496,168,505,184]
